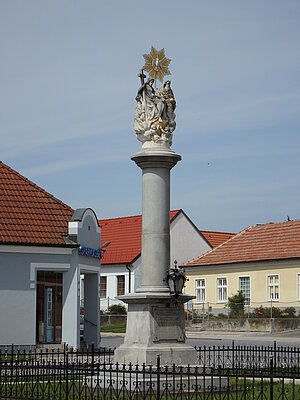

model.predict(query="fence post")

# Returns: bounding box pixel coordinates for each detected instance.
[63,342,66,366]
[270,299,273,333]
[91,343,95,374]
[192,302,194,323]
[108,297,111,325]
[270,355,274,400]
[156,355,161,400]
[274,341,277,371]
[65,347,69,398]
[202,302,205,322]
[207,302,210,321]
[270,299,273,319]
[227,303,229,328]
[10,344,14,383]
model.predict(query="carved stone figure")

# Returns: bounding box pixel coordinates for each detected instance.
[134,47,176,149]
[158,80,176,128]
[134,75,176,148]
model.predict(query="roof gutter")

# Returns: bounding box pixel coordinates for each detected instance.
[126,264,131,293]
[0,241,78,248]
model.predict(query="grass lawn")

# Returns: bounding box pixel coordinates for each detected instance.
[100,324,126,333]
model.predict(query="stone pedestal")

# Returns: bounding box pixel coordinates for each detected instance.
[114,148,197,365]
[114,292,197,365]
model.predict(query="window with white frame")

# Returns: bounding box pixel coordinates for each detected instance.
[117,275,125,296]
[100,276,107,298]
[239,276,250,305]
[217,277,227,302]
[195,279,205,303]
[267,274,279,301]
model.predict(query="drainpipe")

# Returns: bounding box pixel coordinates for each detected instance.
[126,264,131,293]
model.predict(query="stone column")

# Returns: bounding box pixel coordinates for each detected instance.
[114,148,198,365]
[133,151,181,293]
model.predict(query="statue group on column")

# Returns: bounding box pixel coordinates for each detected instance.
[134,73,176,148]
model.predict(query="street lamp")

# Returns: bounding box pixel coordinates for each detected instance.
[167,260,187,297]
[100,241,111,258]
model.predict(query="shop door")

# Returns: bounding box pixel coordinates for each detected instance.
[36,272,62,344]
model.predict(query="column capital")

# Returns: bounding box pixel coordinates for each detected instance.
[131,150,181,170]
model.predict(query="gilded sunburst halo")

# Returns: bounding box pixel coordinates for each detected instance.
[142,46,171,86]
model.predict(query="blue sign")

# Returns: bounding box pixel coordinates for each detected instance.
[79,246,101,259]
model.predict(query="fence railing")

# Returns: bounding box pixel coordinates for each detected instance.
[186,301,300,321]
[196,341,300,375]
[1,343,300,399]
[0,344,114,365]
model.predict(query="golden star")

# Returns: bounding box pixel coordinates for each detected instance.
[143,46,171,83]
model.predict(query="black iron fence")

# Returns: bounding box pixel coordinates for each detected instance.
[1,343,300,399]
[196,341,300,374]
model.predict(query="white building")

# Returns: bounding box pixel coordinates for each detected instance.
[0,162,101,349]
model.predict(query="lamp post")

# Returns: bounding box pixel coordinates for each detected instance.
[167,260,187,297]
[100,241,111,259]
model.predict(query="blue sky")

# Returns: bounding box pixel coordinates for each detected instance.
[1,1,299,232]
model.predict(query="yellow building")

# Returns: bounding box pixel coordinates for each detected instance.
[184,220,300,315]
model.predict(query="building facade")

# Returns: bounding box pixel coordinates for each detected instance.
[0,162,101,349]
[184,220,300,315]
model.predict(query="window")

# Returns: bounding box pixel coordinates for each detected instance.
[100,276,107,298]
[195,279,205,303]
[117,275,125,296]
[239,277,250,305]
[267,274,279,301]
[217,278,227,302]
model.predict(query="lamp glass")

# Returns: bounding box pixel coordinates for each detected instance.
[168,275,175,294]
[174,275,185,294]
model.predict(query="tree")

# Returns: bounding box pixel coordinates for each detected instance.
[109,304,127,315]
[228,291,245,318]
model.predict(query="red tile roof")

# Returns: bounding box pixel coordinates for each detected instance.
[99,210,234,265]
[185,220,300,267]
[99,210,181,265]
[201,230,235,248]
[0,162,74,246]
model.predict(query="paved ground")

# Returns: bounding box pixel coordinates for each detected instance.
[100,329,300,349]
[186,329,300,347]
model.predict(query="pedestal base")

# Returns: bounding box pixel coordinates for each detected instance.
[86,369,228,393]
[114,293,198,365]
[114,342,198,366]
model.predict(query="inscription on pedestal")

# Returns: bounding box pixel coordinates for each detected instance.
[153,306,184,342]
